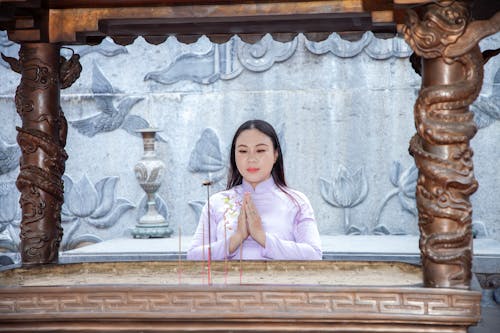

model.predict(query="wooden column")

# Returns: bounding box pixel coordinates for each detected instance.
[16,43,66,265]
[402,1,500,288]
[2,43,81,265]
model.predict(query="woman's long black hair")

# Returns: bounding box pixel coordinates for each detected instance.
[226,119,287,190]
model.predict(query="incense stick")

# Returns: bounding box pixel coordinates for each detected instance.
[203,180,213,285]
[178,226,182,284]
[239,238,243,285]
[224,224,228,285]
[201,205,205,285]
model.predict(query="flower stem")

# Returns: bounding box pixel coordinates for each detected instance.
[343,208,350,234]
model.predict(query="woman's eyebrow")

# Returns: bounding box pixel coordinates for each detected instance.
[237,143,269,148]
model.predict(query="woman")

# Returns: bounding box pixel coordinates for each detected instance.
[187,120,322,260]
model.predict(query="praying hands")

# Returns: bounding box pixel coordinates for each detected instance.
[228,193,266,254]
[243,193,266,247]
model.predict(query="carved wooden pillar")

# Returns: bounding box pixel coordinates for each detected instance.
[16,43,66,265]
[403,2,500,288]
[2,43,81,265]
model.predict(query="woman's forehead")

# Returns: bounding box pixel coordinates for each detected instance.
[236,129,273,146]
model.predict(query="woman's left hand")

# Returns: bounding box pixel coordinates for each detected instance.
[244,193,266,247]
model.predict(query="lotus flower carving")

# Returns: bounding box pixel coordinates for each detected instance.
[188,128,227,184]
[373,161,418,235]
[320,165,368,234]
[61,174,135,250]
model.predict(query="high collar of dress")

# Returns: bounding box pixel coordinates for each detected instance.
[242,176,277,194]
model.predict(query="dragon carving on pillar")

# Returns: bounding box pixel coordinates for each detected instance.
[2,46,81,265]
[402,1,500,288]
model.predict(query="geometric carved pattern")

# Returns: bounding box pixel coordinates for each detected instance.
[0,286,481,324]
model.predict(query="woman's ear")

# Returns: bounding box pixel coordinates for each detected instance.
[274,151,278,163]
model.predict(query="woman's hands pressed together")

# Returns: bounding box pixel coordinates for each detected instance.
[243,193,266,247]
[228,192,266,254]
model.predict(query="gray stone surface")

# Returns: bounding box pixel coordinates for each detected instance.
[57,236,500,273]
[0,31,499,254]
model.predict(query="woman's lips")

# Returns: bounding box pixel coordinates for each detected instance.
[247,168,260,173]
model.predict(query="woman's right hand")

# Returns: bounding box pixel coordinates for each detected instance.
[236,204,249,241]
[228,202,249,253]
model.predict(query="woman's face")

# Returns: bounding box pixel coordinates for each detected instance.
[235,128,278,189]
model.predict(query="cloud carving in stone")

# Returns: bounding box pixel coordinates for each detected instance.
[236,34,298,72]
[62,37,128,58]
[144,34,298,85]
[145,36,242,85]
[143,32,412,86]
[305,31,413,59]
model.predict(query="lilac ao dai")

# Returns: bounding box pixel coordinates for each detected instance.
[187,177,322,260]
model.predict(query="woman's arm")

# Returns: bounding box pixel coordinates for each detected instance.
[261,194,322,260]
[186,203,248,260]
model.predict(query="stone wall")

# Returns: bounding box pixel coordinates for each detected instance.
[1,31,498,252]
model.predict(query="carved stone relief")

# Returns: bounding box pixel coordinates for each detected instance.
[0,180,20,251]
[320,165,368,235]
[61,174,135,250]
[373,161,418,235]
[472,68,500,129]
[69,64,145,138]
[0,28,498,258]
[0,136,20,175]
[305,31,413,59]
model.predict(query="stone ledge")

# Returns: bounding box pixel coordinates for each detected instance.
[55,235,500,273]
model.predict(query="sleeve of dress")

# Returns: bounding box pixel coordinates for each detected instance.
[186,202,234,260]
[261,194,322,260]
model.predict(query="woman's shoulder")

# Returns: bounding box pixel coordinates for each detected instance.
[210,186,242,203]
[279,186,312,206]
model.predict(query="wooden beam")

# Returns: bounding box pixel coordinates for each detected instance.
[47,1,366,43]
[393,0,431,4]
[371,10,393,23]
[47,0,360,9]
[98,13,374,36]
